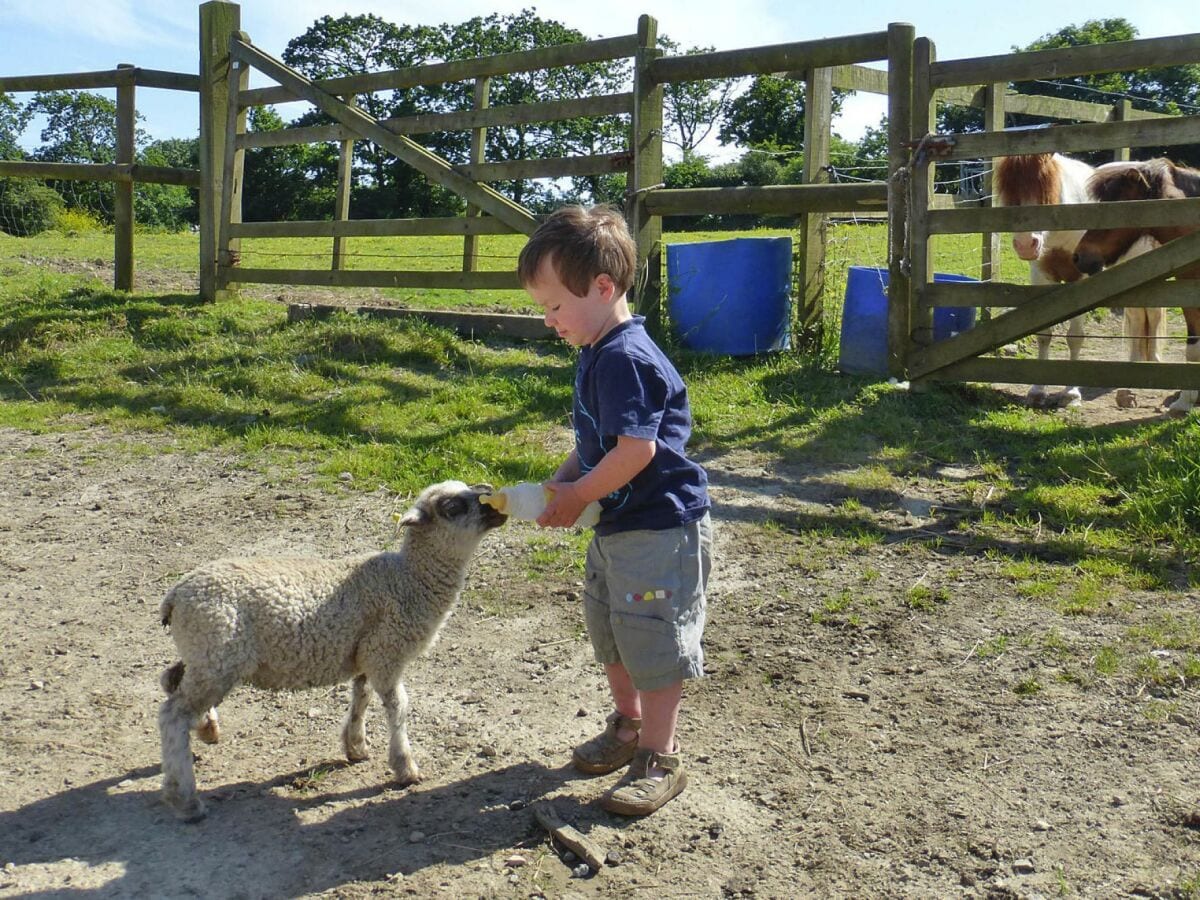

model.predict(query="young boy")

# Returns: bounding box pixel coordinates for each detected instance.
[517,205,712,816]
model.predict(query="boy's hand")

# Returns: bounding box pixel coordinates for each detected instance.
[537,481,587,528]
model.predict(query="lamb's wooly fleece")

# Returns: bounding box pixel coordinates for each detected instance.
[157,480,505,822]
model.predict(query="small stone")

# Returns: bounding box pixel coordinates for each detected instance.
[508,799,526,811]
[29,681,44,691]
[504,854,527,868]
[338,472,354,482]
[576,708,588,717]
[479,744,498,758]
[307,707,322,719]
[117,779,133,788]
[605,850,623,866]
[571,863,591,878]
[562,851,576,863]
[1012,858,1036,874]
[1033,820,1052,832]
[408,831,425,843]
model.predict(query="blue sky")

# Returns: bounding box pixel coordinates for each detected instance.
[2,0,1196,157]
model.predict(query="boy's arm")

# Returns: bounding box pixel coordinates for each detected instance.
[549,449,581,483]
[538,435,655,527]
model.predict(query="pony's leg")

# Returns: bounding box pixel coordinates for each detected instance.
[1026,263,1054,406]
[1116,308,1149,408]
[376,677,420,786]
[341,674,371,762]
[1167,314,1200,416]
[1056,315,1085,407]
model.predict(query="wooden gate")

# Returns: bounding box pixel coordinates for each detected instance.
[896,32,1200,392]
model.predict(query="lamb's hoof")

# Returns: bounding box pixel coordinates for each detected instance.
[196,715,220,745]
[165,794,207,823]
[1057,390,1083,409]
[1162,391,1183,410]
[392,765,421,787]
[1115,389,1137,409]
[344,744,370,763]
[1025,391,1048,408]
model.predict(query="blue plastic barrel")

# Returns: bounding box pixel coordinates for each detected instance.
[838,266,978,375]
[666,237,792,355]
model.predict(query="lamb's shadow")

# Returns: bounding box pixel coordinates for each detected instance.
[0,757,579,898]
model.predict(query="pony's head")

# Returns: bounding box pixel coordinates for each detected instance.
[993,154,1061,261]
[1073,163,1160,276]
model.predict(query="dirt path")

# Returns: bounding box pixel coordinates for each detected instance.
[1,422,1197,899]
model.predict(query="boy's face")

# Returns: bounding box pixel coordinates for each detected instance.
[527,257,625,348]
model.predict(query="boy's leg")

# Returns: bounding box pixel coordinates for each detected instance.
[637,679,682,756]
[604,662,642,743]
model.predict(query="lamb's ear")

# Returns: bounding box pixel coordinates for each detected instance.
[395,506,431,528]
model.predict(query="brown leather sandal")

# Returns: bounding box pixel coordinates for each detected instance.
[601,747,687,816]
[571,711,641,775]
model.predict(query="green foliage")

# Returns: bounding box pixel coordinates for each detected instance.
[657,36,739,157]
[55,207,105,235]
[0,178,64,236]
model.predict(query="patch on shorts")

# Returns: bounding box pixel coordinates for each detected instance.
[626,588,673,604]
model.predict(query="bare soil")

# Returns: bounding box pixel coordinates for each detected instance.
[1,395,1197,900]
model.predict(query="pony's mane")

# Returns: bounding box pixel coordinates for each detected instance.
[1089,158,1200,201]
[994,154,1061,205]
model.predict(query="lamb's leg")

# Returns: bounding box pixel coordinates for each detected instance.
[341,674,371,762]
[377,679,420,786]
[159,693,207,822]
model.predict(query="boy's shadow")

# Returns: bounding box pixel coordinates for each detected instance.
[0,758,584,898]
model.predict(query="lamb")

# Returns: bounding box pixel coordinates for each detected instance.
[157,480,506,822]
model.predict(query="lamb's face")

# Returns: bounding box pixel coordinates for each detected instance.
[398,480,507,535]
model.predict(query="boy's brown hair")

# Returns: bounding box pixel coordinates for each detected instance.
[517,205,636,297]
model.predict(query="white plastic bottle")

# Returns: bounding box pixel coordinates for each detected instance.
[481,482,601,527]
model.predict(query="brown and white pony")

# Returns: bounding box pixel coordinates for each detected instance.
[1073,158,1200,417]
[994,153,1157,408]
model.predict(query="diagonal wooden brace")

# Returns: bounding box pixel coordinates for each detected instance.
[908,227,1200,380]
[230,36,539,236]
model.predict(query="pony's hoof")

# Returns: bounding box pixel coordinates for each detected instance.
[1115,389,1137,409]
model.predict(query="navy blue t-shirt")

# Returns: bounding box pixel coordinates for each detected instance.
[574,316,710,535]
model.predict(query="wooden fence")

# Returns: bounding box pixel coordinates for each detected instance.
[0,66,200,291]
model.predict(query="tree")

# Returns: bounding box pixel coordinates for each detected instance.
[136,138,198,231]
[719,75,846,152]
[657,37,739,159]
[0,91,30,160]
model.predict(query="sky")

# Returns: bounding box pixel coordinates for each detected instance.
[2,0,1196,158]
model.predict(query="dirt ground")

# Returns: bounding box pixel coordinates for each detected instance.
[1,380,1197,900]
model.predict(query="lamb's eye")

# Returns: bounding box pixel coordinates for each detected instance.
[440,497,468,518]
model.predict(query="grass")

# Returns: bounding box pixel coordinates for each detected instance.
[2,226,1199,579]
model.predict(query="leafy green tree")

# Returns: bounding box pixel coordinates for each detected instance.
[241,107,338,222]
[0,92,30,160]
[0,178,64,236]
[657,37,739,159]
[136,138,198,231]
[719,75,846,151]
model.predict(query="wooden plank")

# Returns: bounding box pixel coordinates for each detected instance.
[531,802,607,871]
[909,37,936,348]
[649,31,889,83]
[241,34,640,107]
[931,32,1200,89]
[133,69,201,92]
[928,357,1200,390]
[231,37,538,236]
[908,228,1200,378]
[980,83,1003,292]
[0,69,128,91]
[928,197,1200,234]
[199,0,240,302]
[923,279,1200,308]
[114,64,136,292]
[937,115,1200,160]
[643,183,887,216]
[454,153,632,182]
[0,160,199,186]
[226,268,522,290]
[631,15,664,334]
[216,47,248,284]
[332,95,357,271]
[830,64,888,94]
[797,65,832,345]
[462,78,489,275]
[886,22,916,378]
[230,217,518,239]
[287,302,551,341]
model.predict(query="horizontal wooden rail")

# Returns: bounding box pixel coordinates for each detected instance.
[230,216,519,239]
[224,268,522,290]
[931,115,1200,159]
[649,30,890,83]
[288,303,551,341]
[908,228,1200,379]
[0,160,200,186]
[454,153,632,182]
[241,34,639,107]
[0,67,198,92]
[239,94,630,147]
[922,279,1200,309]
[926,358,1200,390]
[931,32,1200,88]
[927,197,1200,234]
[643,183,888,216]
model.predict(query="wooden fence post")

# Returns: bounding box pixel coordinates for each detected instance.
[1111,99,1132,162]
[886,22,915,378]
[797,65,832,349]
[114,63,135,292]
[980,82,1004,314]
[199,1,240,301]
[908,37,936,352]
[332,95,357,270]
[631,14,664,337]
[216,38,248,291]
[462,77,490,273]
